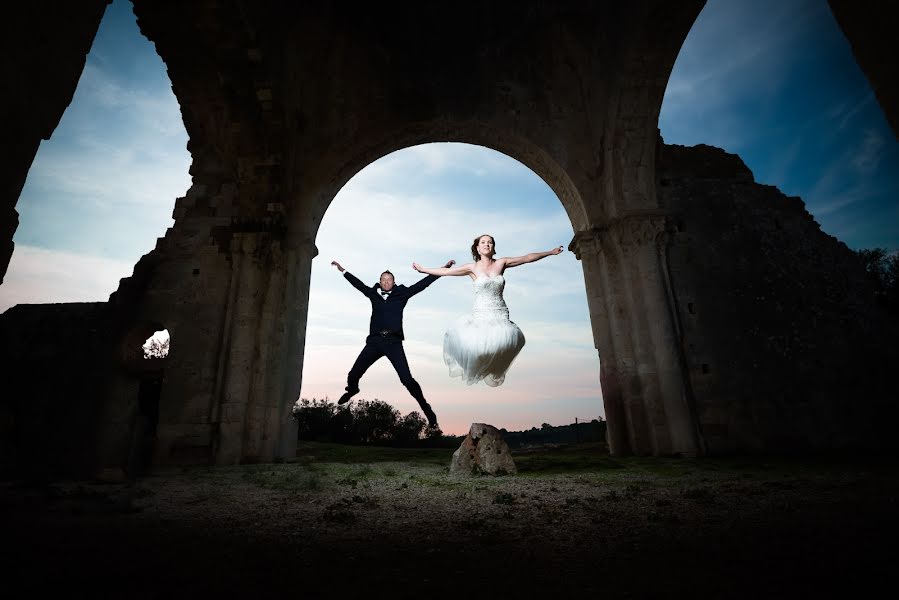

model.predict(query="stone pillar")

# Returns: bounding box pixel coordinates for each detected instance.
[208,229,310,465]
[214,234,266,464]
[273,238,318,460]
[571,229,630,454]
[239,235,316,464]
[246,249,287,462]
[571,215,706,456]
[212,232,315,465]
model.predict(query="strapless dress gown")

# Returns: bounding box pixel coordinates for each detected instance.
[443,274,525,387]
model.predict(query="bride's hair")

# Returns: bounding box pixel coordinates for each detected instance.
[471,234,496,261]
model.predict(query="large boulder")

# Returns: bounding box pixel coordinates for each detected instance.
[450,423,517,476]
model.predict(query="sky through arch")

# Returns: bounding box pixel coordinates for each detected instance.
[302,143,602,436]
[660,0,899,251]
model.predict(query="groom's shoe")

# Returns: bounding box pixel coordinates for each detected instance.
[422,406,439,429]
[338,387,359,405]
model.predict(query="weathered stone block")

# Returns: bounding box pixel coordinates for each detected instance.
[450,423,517,476]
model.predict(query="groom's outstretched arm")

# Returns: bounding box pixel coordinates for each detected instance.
[405,273,440,297]
[332,260,375,298]
[406,259,455,297]
[343,271,375,296]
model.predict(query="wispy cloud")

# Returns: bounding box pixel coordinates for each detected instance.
[14,27,190,263]
[0,245,134,313]
[661,0,832,152]
[851,129,885,173]
[764,137,802,188]
[360,143,530,183]
[803,127,888,218]
[660,0,899,255]
[835,90,875,130]
[25,63,190,210]
[76,64,186,138]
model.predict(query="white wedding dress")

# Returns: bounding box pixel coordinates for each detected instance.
[443,274,525,387]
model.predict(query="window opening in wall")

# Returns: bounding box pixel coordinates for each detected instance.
[143,329,170,359]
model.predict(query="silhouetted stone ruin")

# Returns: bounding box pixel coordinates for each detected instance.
[1,1,897,479]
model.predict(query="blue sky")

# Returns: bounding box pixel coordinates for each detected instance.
[660,0,899,249]
[1,0,896,435]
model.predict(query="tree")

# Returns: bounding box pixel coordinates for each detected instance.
[143,336,169,359]
[351,399,400,444]
[392,411,427,445]
[290,397,455,447]
[856,247,899,316]
[292,398,337,441]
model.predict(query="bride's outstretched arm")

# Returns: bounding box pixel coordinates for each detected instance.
[502,246,564,268]
[412,260,472,276]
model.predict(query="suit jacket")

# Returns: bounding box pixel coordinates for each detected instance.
[343,271,440,340]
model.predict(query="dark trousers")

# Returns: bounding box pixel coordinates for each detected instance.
[346,335,435,419]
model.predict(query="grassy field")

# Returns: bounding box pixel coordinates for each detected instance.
[287,439,895,479]
[3,441,897,598]
[157,440,899,501]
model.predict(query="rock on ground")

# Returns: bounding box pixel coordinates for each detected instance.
[450,423,517,475]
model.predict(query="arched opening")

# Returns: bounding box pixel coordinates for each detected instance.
[142,328,170,360]
[119,321,169,474]
[650,0,899,453]
[302,142,602,438]
[660,0,899,252]
[0,0,189,313]
[138,328,168,445]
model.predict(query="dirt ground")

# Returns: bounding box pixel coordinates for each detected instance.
[1,444,897,598]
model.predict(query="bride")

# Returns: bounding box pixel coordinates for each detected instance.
[413,234,563,386]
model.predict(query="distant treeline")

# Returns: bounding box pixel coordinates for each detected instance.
[292,398,453,447]
[291,397,605,449]
[499,419,606,449]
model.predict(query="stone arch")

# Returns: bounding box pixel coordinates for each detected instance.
[279,119,706,459]
[296,119,589,243]
[127,0,713,463]
[301,136,601,429]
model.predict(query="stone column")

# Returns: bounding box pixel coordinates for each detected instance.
[214,233,266,464]
[572,215,705,456]
[570,229,631,455]
[241,237,288,463]
[272,237,318,461]
[210,231,308,465]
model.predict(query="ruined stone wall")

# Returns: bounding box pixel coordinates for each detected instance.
[658,142,899,453]
[0,303,119,479]
[121,236,230,466]
[126,0,302,465]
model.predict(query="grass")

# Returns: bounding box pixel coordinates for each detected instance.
[153,441,898,496]
[294,441,453,465]
[241,464,325,492]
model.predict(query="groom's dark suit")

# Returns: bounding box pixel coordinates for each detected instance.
[341,271,440,426]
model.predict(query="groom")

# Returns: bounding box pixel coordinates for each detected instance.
[330,259,454,429]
